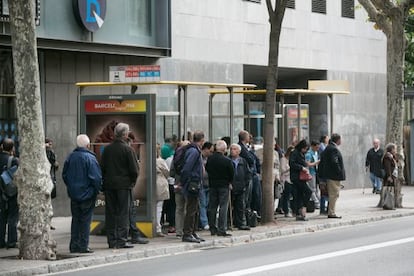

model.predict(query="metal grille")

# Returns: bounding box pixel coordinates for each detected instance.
[286,0,295,9]
[312,0,326,14]
[342,0,355,19]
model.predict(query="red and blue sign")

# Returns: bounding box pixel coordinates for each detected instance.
[73,0,106,32]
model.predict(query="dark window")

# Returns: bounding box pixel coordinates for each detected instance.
[342,0,355,19]
[0,0,41,25]
[286,0,295,9]
[312,0,326,14]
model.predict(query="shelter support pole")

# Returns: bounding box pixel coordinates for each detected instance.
[227,87,234,145]
[209,93,215,142]
[297,94,302,141]
[329,94,334,134]
[280,95,285,149]
[178,85,187,140]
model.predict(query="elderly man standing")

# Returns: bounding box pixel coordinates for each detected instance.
[62,134,102,253]
[365,138,384,194]
[319,133,346,219]
[205,140,234,236]
[181,130,205,243]
[101,123,138,249]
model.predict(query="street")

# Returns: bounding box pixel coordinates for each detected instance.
[57,216,414,276]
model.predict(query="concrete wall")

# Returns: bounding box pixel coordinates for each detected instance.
[172,0,386,74]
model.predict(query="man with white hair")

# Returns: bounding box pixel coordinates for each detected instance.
[205,140,234,236]
[365,138,384,194]
[63,134,102,253]
[101,123,138,249]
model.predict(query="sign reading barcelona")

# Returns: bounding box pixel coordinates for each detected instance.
[84,99,146,113]
[73,0,107,32]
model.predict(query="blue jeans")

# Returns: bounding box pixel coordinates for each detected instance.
[199,187,209,228]
[70,196,96,252]
[250,174,262,215]
[369,172,382,191]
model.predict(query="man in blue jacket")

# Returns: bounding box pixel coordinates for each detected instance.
[181,130,205,243]
[63,134,102,253]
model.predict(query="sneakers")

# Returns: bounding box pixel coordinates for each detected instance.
[296,216,308,221]
[203,225,210,230]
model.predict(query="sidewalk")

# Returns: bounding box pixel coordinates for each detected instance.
[1,186,414,276]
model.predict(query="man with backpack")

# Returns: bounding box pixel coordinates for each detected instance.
[0,138,19,249]
[180,131,205,243]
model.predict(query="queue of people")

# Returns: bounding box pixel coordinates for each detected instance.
[0,122,397,251]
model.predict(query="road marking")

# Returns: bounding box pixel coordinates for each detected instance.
[214,237,414,276]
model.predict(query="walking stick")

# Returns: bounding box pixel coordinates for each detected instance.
[228,187,233,231]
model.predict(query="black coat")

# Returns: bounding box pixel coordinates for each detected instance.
[231,157,251,194]
[205,152,234,188]
[289,149,307,182]
[319,142,346,181]
[101,138,138,190]
[365,147,384,177]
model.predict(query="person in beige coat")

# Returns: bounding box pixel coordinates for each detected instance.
[156,144,170,236]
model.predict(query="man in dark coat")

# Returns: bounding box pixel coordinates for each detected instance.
[62,134,102,253]
[229,143,251,230]
[365,138,384,194]
[319,133,345,219]
[101,123,138,249]
[181,130,206,243]
[205,140,234,236]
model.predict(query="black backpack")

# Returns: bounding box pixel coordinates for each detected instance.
[172,144,189,175]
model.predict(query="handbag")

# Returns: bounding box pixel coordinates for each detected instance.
[299,170,312,181]
[383,186,395,210]
[187,181,200,195]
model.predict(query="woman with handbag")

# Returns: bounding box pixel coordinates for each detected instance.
[382,143,398,187]
[289,139,312,221]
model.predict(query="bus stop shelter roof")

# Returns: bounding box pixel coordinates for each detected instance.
[75,81,256,89]
[75,81,256,141]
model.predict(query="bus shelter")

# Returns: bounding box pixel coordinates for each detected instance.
[75,80,255,237]
[208,80,350,148]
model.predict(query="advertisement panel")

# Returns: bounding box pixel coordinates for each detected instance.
[80,94,156,237]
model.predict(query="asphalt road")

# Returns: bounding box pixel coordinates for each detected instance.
[57,216,414,276]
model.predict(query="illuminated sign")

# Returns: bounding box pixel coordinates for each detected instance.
[84,99,147,113]
[73,0,106,32]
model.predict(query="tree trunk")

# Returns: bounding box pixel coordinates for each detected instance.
[262,0,287,224]
[9,0,56,260]
[384,9,406,208]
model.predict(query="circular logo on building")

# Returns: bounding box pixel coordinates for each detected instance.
[73,0,107,32]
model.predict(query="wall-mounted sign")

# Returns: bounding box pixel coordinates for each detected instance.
[73,0,106,32]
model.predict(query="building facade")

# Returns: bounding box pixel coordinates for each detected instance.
[0,0,386,215]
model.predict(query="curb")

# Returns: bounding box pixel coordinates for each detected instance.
[4,210,414,276]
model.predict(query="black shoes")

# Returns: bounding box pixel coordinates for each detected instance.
[109,243,134,249]
[79,248,94,253]
[328,215,342,219]
[70,247,93,253]
[238,225,250,230]
[296,216,308,221]
[130,237,149,244]
[192,233,205,242]
[217,232,232,237]
[182,234,200,243]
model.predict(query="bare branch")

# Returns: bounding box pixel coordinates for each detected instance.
[358,0,392,35]
[266,0,274,18]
